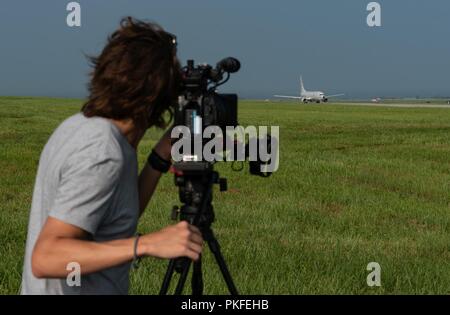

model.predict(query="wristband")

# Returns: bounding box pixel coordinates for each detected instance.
[132,233,142,269]
[148,149,171,173]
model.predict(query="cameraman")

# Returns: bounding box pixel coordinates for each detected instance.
[21,17,203,295]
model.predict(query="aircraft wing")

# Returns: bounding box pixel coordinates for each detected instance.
[274,95,303,99]
[325,93,345,98]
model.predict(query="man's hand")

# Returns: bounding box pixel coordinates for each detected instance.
[139,221,203,261]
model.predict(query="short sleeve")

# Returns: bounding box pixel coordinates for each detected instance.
[49,153,123,235]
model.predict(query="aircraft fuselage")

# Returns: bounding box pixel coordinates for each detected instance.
[301,91,327,103]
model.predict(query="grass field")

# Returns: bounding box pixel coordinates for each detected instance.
[0,96,449,294]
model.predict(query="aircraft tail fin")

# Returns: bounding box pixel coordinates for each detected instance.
[300,76,306,95]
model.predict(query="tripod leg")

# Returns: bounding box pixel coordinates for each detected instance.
[204,228,239,295]
[191,255,204,295]
[174,258,192,295]
[159,259,176,295]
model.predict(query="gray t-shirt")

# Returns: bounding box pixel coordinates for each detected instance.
[21,113,139,295]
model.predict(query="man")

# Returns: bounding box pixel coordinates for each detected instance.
[21,17,203,294]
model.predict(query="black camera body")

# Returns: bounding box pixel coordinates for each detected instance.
[172,57,273,177]
[174,58,240,134]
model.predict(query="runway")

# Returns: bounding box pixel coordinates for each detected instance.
[335,102,450,109]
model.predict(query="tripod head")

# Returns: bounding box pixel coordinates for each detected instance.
[170,161,227,229]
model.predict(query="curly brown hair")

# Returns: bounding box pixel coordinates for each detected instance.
[82,17,181,129]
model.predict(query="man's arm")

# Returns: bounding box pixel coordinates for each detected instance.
[138,163,163,216]
[138,128,172,215]
[32,217,203,278]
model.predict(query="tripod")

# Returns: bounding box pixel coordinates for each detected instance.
[159,163,238,295]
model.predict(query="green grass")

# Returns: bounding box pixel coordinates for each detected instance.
[0,96,449,294]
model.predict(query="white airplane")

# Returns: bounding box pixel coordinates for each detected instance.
[275,76,344,103]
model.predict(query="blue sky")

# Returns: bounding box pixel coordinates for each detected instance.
[0,0,449,99]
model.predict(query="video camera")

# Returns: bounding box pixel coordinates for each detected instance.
[174,57,240,133]
[160,58,273,295]
[172,57,273,176]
